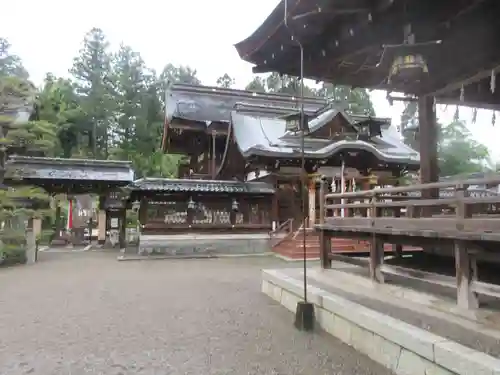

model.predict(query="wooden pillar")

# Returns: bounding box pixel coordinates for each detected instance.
[54,200,62,238]
[308,178,316,228]
[272,177,279,230]
[119,207,127,251]
[360,172,371,217]
[211,132,216,179]
[455,241,478,309]
[319,177,331,268]
[138,198,147,228]
[418,96,439,205]
[392,170,403,258]
[230,197,237,226]
[454,184,478,309]
[25,218,37,265]
[97,210,106,245]
[369,195,384,283]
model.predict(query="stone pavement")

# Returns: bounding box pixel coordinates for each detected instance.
[0,252,392,375]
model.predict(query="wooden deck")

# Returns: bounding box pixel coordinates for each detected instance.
[315,175,500,310]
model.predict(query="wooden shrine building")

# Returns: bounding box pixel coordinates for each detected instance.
[162,83,328,179]
[160,83,420,258]
[5,156,134,247]
[126,178,275,256]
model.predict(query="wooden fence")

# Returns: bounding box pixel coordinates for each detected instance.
[316,175,500,309]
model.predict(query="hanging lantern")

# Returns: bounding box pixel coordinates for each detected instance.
[187,196,195,210]
[368,173,378,186]
[132,200,140,212]
[388,54,429,85]
[231,198,239,212]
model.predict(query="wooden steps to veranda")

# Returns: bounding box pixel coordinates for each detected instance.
[272,228,421,260]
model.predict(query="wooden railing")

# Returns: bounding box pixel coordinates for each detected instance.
[316,175,500,310]
[270,218,294,247]
[319,178,500,240]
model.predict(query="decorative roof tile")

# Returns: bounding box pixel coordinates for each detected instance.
[130,178,275,194]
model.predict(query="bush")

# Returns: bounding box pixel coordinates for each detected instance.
[37,229,55,245]
[0,244,27,267]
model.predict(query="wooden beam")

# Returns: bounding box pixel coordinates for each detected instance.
[426,64,500,98]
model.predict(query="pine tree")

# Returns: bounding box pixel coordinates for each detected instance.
[0,41,54,264]
[109,44,148,159]
[70,28,114,159]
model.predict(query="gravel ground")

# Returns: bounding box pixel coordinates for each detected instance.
[0,252,391,375]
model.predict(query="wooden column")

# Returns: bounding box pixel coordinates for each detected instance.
[454,184,478,309]
[97,196,107,245]
[54,200,62,239]
[230,197,236,226]
[319,177,331,269]
[211,132,216,179]
[272,177,279,230]
[418,96,439,206]
[308,178,316,228]
[369,194,384,283]
[360,172,371,217]
[25,218,37,265]
[138,198,147,228]
[119,207,127,251]
[392,170,403,258]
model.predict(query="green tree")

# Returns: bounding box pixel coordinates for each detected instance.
[38,74,87,158]
[70,28,114,159]
[438,120,490,176]
[265,72,317,97]
[400,100,419,150]
[0,43,54,264]
[216,73,235,88]
[160,63,201,86]
[109,44,148,160]
[0,38,28,79]
[315,83,375,116]
[245,76,266,92]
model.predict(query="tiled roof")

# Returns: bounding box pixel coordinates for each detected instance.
[229,108,420,166]
[130,178,275,194]
[5,156,134,183]
[165,83,327,124]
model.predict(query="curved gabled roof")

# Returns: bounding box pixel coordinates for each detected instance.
[229,108,420,166]
[165,83,327,124]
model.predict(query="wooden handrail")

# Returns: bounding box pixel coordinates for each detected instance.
[269,218,294,247]
[325,174,500,200]
[317,175,500,311]
[271,218,294,235]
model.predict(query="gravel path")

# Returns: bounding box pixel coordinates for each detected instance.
[0,252,391,375]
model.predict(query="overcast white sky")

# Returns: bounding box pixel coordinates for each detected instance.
[2,0,499,161]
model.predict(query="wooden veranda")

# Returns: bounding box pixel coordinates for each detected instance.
[316,176,500,310]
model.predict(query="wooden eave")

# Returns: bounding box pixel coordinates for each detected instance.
[237,0,500,106]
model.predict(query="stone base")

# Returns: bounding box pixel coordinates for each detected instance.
[262,269,500,375]
[294,301,314,331]
[138,233,271,256]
